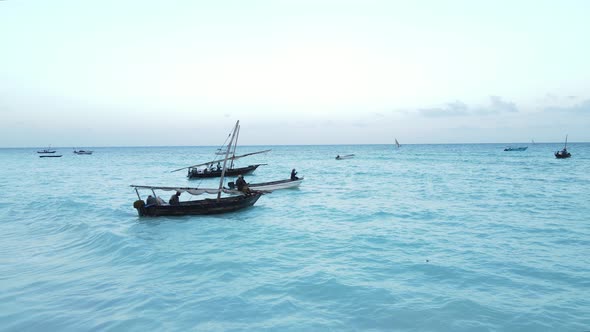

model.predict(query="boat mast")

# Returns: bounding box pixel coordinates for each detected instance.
[230,125,240,169]
[218,120,240,200]
[565,134,568,149]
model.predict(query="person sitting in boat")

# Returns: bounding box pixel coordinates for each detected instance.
[291,168,299,180]
[169,191,181,205]
[216,162,221,171]
[146,195,158,206]
[236,174,251,194]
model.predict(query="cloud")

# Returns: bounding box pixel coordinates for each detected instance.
[489,96,517,113]
[418,96,519,117]
[419,100,469,117]
[543,99,590,114]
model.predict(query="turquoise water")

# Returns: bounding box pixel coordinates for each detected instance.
[1,144,589,331]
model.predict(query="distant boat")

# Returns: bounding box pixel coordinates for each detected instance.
[37,145,56,154]
[227,177,304,192]
[73,149,93,155]
[395,138,401,148]
[335,154,355,160]
[555,135,571,159]
[504,146,528,151]
[132,121,264,217]
[40,155,62,158]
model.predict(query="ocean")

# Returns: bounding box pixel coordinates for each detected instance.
[1,144,588,331]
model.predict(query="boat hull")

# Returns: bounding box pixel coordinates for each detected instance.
[229,178,304,192]
[188,164,261,179]
[504,147,528,151]
[134,192,262,217]
[555,152,571,159]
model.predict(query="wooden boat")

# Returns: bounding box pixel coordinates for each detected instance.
[504,146,528,151]
[131,185,262,217]
[40,155,62,158]
[555,135,571,159]
[335,154,355,160]
[227,177,304,192]
[171,124,270,179]
[73,149,93,155]
[132,121,265,217]
[37,145,56,154]
[187,164,262,178]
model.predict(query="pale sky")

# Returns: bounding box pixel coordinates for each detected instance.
[1,0,589,147]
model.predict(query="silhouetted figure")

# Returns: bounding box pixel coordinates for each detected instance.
[146,195,157,206]
[169,191,181,205]
[235,174,251,194]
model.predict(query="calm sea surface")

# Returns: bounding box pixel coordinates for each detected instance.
[1,144,589,331]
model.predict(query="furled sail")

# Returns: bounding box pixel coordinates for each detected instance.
[130,185,241,196]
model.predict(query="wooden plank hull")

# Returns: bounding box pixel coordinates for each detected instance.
[188,164,261,179]
[134,192,262,217]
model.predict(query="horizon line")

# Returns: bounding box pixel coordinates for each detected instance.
[1,141,586,149]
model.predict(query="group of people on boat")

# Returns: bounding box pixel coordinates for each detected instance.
[146,191,182,206]
[192,162,223,175]
[146,167,302,207]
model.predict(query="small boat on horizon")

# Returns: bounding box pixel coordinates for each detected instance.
[335,154,355,160]
[37,145,56,154]
[504,146,528,151]
[395,138,401,148]
[73,149,93,155]
[555,135,571,159]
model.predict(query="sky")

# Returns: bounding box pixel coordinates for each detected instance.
[1,0,589,147]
